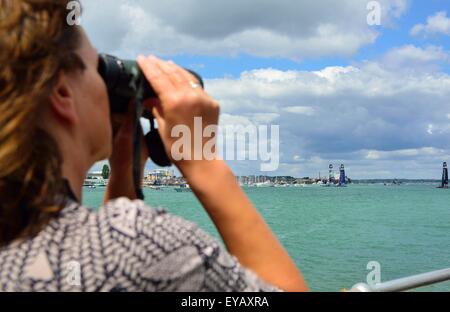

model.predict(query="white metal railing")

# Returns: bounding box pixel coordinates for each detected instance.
[350,268,450,292]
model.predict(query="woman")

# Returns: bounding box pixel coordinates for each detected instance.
[0,0,308,292]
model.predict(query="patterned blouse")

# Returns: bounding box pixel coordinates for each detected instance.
[0,196,280,292]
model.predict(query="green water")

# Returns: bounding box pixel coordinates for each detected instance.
[82,184,450,292]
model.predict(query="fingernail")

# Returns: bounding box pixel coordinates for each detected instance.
[137,55,145,62]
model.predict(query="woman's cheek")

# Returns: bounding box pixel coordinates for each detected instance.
[97,73,110,115]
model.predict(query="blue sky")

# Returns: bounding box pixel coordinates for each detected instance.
[83,0,450,179]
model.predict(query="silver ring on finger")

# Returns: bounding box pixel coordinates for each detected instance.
[189,81,201,89]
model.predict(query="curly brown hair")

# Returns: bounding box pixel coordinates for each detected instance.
[0,0,85,245]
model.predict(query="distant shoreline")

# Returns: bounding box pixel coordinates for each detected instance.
[352,179,441,183]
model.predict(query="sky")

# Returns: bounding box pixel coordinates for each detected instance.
[82,0,450,179]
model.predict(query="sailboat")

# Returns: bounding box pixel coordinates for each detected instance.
[322,164,334,187]
[437,162,449,189]
[337,164,347,187]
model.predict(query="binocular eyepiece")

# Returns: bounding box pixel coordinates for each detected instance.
[97,54,204,167]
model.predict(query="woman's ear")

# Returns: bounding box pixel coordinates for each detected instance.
[49,72,79,125]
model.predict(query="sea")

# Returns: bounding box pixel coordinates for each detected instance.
[82,183,450,292]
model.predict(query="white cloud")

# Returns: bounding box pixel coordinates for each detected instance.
[385,45,449,63]
[283,106,315,116]
[411,11,450,37]
[388,0,409,18]
[365,147,442,160]
[382,45,449,72]
[366,150,381,160]
[251,113,280,124]
[313,66,359,81]
[81,0,407,59]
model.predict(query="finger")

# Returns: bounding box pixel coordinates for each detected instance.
[137,55,176,97]
[151,106,165,129]
[168,60,200,85]
[149,56,187,88]
[169,62,205,95]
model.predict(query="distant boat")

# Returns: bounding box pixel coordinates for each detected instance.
[322,164,335,187]
[437,162,449,189]
[383,180,402,186]
[255,181,275,187]
[328,164,334,186]
[175,184,192,192]
[337,164,347,187]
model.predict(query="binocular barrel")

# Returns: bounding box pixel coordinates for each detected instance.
[97,53,206,169]
[98,54,204,114]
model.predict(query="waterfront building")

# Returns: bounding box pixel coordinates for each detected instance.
[84,171,107,186]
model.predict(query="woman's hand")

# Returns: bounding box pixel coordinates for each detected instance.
[137,55,220,176]
[104,104,148,202]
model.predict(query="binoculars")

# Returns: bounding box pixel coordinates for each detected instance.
[98,54,204,167]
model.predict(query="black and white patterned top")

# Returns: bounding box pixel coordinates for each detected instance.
[0,197,280,292]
